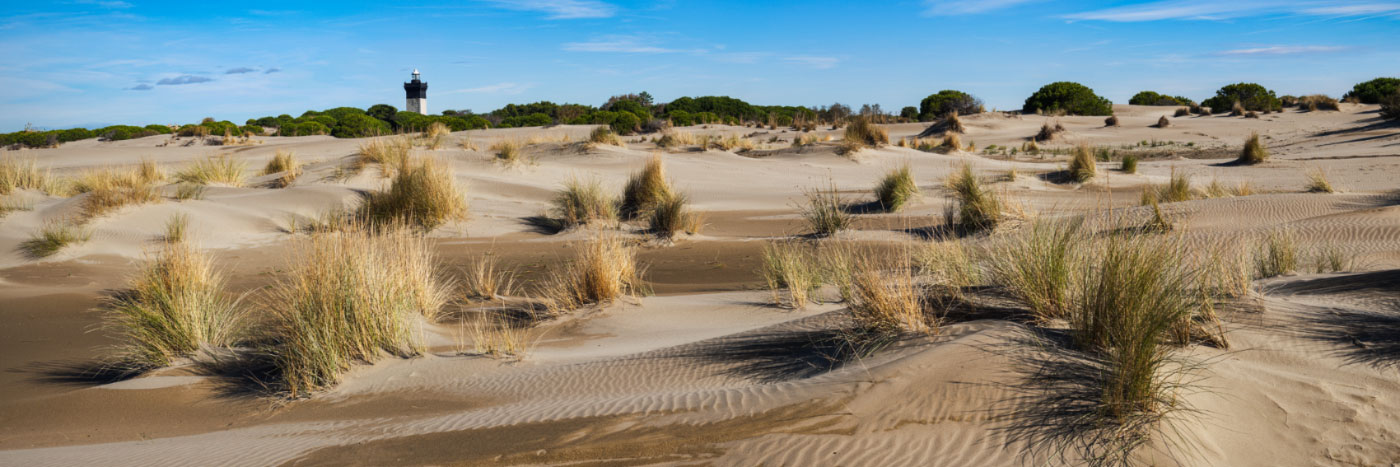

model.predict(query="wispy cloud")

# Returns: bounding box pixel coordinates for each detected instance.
[224,67,256,74]
[923,0,1040,15]
[446,82,534,95]
[264,67,281,74]
[480,0,616,19]
[156,75,213,85]
[784,56,839,69]
[563,36,679,53]
[125,83,153,91]
[1218,45,1349,56]
[1066,0,1400,22]
[74,0,133,8]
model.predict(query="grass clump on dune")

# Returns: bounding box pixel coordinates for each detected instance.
[72,167,161,219]
[647,192,702,239]
[1304,168,1335,193]
[138,158,166,183]
[463,253,517,301]
[1,156,63,195]
[1154,115,1171,128]
[261,226,449,396]
[1254,230,1298,278]
[990,217,1083,321]
[357,137,412,176]
[550,177,618,230]
[1104,115,1119,127]
[874,164,919,212]
[1236,132,1268,165]
[947,164,1002,234]
[1034,121,1065,142]
[491,140,524,165]
[937,134,963,153]
[588,127,624,147]
[849,259,937,335]
[1068,143,1097,182]
[262,150,304,188]
[164,213,189,243]
[423,122,450,150]
[621,154,674,219]
[761,241,824,308]
[106,241,244,369]
[359,157,468,232]
[1120,154,1138,174]
[20,220,91,258]
[801,179,853,237]
[841,116,889,153]
[1140,169,1194,205]
[656,131,698,149]
[541,233,643,314]
[710,134,756,152]
[176,155,247,187]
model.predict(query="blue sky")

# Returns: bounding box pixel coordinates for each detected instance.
[3,0,1398,131]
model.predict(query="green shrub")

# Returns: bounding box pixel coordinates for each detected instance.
[1129,91,1192,106]
[667,110,693,126]
[1202,83,1280,113]
[142,124,172,135]
[1023,82,1114,116]
[500,113,552,128]
[1121,154,1138,174]
[611,112,641,135]
[1381,92,1400,120]
[1342,77,1400,104]
[331,114,391,138]
[919,90,983,121]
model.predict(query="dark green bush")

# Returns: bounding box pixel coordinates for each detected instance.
[142,124,172,135]
[604,100,652,122]
[58,128,96,142]
[1202,83,1280,113]
[1128,91,1191,106]
[611,112,641,135]
[367,104,398,122]
[500,113,552,128]
[1342,77,1400,104]
[1381,92,1400,120]
[900,106,919,120]
[1022,82,1114,116]
[311,115,337,129]
[331,113,391,138]
[668,110,693,126]
[240,125,265,136]
[919,90,984,121]
[97,125,153,141]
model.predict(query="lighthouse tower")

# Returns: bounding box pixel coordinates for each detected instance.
[404,69,428,115]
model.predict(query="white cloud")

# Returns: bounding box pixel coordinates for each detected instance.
[923,0,1040,15]
[784,56,839,69]
[1218,45,1349,56]
[562,37,678,53]
[480,0,616,19]
[1066,0,1400,22]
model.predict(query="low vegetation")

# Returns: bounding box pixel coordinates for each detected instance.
[1304,168,1335,193]
[1154,116,1170,128]
[106,241,243,369]
[1298,95,1340,112]
[1236,132,1269,164]
[1034,121,1065,142]
[647,192,702,239]
[848,259,936,334]
[1068,143,1097,182]
[1023,82,1114,116]
[947,164,1002,234]
[1,155,61,195]
[589,127,624,147]
[800,179,852,236]
[989,217,1082,321]
[260,226,449,396]
[541,234,643,314]
[1203,83,1281,113]
[463,253,517,301]
[20,220,91,258]
[262,151,304,188]
[176,155,248,186]
[761,241,824,308]
[551,177,618,229]
[1120,154,1138,174]
[356,137,413,176]
[841,116,889,152]
[874,164,919,212]
[358,157,469,231]
[621,155,673,219]
[1254,230,1299,278]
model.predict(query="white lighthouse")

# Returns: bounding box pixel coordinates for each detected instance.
[404,69,428,115]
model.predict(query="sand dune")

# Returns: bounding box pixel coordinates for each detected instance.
[2,104,1398,466]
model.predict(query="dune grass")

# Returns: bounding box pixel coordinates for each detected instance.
[358,157,468,232]
[841,117,889,153]
[1174,108,1190,117]
[621,154,674,219]
[491,139,524,165]
[1304,168,1335,193]
[261,226,449,396]
[938,134,963,153]
[423,122,450,150]
[137,158,166,183]
[1035,121,1065,142]
[947,164,1002,234]
[1068,143,1097,182]
[174,183,206,201]
[800,179,852,237]
[550,177,618,230]
[1120,154,1138,174]
[1071,232,1201,425]
[1310,243,1355,273]
[74,168,161,219]
[1236,132,1268,165]
[989,217,1083,321]
[164,213,189,243]
[176,155,247,187]
[1254,230,1298,278]
[648,192,702,239]
[874,164,919,212]
[761,241,824,308]
[105,241,243,369]
[1140,169,1194,205]
[711,134,756,152]
[588,127,624,147]
[262,151,304,188]
[461,313,530,358]
[0,155,61,195]
[463,253,517,301]
[357,137,413,176]
[20,220,91,258]
[656,131,699,149]
[943,112,966,134]
[541,233,643,314]
[1154,115,1171,128]
[848,259,936,334]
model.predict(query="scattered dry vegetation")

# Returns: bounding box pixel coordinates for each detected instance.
[1304,168,1335,193]
[874,164,919,212]
[588,127,624,147]
[947,164,1002,234]
[800,179,852,236]
[359,157,469,231]
[1236,132,1268,165]
[1068,143,1097,182]
[262,150,304,188]
[357,137,413,176]
[550,177,618,230]
[176,155,247,186]
[105,241,243,369]
[541,233,643,314]
[20,219,91,258]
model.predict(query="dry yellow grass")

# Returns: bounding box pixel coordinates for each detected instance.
[105,241,244,368]
[0,155,61,195]
[357,137,413,176]
[1068,143,1097,182]
[588,127,624,147]
[621,154,674,219]
[262,151,304,188]
[359,157,469,231]
[657,131,699,149]
[261,225,450,396]
[463,253,517,301]
[761,241,823,308]
[541,233,643,314]
[176,155,247,186]
[848,259,936,334]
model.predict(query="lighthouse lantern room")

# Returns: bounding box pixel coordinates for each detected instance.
[404,69,428,115]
